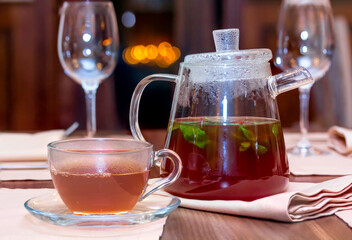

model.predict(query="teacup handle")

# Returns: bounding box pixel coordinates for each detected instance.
[140,149,182,201]
[129,74,177,142]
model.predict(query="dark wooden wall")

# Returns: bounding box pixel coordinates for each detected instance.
[0,0,118,132]
[0,0,351,132]
[0,0,58,130]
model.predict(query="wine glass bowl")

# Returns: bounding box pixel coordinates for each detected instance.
[275,0,334,156]
[58,1,119,136]
[276,1,334,80]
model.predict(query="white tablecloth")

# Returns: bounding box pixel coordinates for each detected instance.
[285,132,352,175]
[0,188,166,240]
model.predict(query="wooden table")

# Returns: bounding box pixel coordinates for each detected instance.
[2,130,352,239]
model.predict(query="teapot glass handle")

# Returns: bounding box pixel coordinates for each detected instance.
[268,66,313,98]
[129,74,178,141]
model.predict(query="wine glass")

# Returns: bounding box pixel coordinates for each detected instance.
[58,1,119,137]
[275,0,334,156]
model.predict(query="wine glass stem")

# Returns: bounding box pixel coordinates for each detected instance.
[84,88,97,137]
[298,86,312,149]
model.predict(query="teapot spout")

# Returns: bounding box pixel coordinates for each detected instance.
[268,67,314,98]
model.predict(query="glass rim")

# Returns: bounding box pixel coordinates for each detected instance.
[47,138,153,155]
[62,1,114,7]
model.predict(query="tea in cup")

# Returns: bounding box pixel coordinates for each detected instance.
[47,138,182,215]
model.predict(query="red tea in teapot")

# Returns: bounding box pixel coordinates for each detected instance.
[164,116,289,201]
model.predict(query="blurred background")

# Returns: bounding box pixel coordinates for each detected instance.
[0,0,351,133]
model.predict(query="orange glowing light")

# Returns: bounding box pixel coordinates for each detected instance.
[141,58,151,64]
[156,59,169,68]
[164,48,175,65]
[146,45,158,60]
[96,62,103,70]
[130,46,138,61]
[142,46,149,59]
[132,45,149,61]
[100,22,105,30]
[132,46,143,60]
[158,42,172,57]
[172,47,181,60]
[123,47,139,64]
[123,42,181,67]
[159,42,172,49]
[103,38,112,46]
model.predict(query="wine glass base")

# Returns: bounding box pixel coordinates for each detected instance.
[287,146,330,157]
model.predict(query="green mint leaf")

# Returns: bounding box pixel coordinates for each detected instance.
[255,144,268,155]
[239,142,251,151]
[239,126,256,141]
[226,122,240,126]
[171,123,179,131]
[241,142,251,148]
[180,125,209,149]
[272,123,278,137]
[239,146,248,151]
[172,121,194,131]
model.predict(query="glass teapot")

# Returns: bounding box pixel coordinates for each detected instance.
[130,29,313,201]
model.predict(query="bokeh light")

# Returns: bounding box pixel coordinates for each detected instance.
[123,42,181,68]
[103,38,112,46]
[121,11,136,28]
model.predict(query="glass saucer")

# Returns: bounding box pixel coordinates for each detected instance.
[24,190,180,228]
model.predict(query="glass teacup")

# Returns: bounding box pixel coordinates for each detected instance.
[47,138,182,215]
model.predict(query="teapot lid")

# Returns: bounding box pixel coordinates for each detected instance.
[184,28,272,64]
